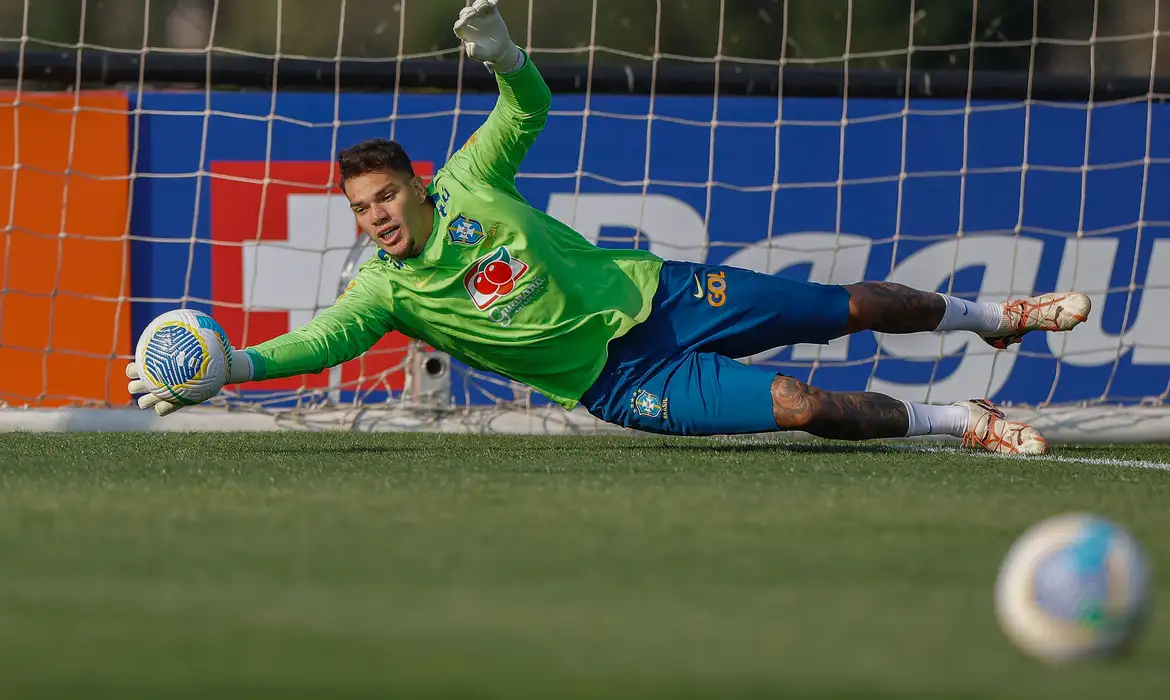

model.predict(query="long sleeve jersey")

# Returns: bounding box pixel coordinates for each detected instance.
[242,53,664,410]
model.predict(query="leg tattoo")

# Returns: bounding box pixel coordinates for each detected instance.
[843,281,945,334]
[770,374,909,440]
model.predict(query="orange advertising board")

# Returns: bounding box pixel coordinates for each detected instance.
[0,92,130,407]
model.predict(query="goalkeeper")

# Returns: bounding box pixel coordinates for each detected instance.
[128,0,1091,455]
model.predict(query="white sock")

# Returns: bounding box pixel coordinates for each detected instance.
[900,400,970,438]
[933,294,1003,334]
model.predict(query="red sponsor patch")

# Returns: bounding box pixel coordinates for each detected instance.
[463,246,529,310]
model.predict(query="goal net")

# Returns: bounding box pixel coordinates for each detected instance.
[2,0,1170,440]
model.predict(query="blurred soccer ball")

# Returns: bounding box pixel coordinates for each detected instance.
[995,512,1151,664]
[134,309,231,406]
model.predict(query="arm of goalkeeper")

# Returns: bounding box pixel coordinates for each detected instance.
[446,0,551,187]
[127,276,395,417]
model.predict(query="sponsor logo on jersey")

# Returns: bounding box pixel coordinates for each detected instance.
[489,277,548,326]
[632,389,666,419]
[464,246,529,310]
[448,214,485,245]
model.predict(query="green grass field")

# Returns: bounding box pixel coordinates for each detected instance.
[1,433,1169,699]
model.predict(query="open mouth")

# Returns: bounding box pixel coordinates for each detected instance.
[377,225,401,246]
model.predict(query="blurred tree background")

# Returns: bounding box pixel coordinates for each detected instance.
[1,0,1167,76]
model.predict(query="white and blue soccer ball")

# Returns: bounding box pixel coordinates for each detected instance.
[134,309,231,406]
[995,512,1151,664]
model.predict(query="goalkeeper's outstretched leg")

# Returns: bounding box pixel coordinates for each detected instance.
[766,375,1048,455]
[839,281,1091,349]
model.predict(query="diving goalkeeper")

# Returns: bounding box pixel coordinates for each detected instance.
[127,0,1090,455]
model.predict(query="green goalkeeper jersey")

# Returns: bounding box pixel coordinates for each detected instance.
[244,53,663,410]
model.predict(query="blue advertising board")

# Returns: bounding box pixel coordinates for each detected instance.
[128,88,1170,407]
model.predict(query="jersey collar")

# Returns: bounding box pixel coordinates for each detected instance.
[416,201,444,267]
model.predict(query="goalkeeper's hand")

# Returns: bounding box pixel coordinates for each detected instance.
[125,349,252,417]
[453,0,523,73]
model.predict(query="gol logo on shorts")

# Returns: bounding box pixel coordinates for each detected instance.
[705,270,727,307]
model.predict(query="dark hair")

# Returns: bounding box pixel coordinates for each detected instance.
[338,138,415,188]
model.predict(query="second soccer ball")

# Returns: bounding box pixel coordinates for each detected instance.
[995,512,1151,664]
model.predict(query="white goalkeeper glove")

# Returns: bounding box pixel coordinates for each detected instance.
[125,348,252,417]
[453,0,524,73]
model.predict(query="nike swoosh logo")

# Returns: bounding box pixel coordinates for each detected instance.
[692,274,704,299]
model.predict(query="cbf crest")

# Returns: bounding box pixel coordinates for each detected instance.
[448,215,485,245]
[632,389,664,419]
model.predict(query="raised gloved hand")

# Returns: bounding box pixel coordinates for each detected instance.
[453,0,524,73]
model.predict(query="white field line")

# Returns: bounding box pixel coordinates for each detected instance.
[703,437,1170,472]
[880,444,1170,472]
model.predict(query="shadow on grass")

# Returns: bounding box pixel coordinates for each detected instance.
[239,437,947,458]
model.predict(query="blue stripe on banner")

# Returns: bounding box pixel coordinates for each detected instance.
[129,91,1170,407]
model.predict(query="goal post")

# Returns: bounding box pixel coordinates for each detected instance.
[3,0,1170,442]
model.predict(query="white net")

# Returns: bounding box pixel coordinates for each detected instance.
[3,0,1170,438]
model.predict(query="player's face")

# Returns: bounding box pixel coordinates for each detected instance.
[345,169,432,260]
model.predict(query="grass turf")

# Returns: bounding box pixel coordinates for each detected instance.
[0,433,1168,699]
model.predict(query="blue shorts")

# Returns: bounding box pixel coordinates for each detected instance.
[580,260,851,436]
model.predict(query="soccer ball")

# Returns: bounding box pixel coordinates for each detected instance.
[995,512,1151,664]
[134,309,231,406]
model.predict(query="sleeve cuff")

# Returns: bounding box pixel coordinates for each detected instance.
[488,46,526,75]
[229,348,263,383]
